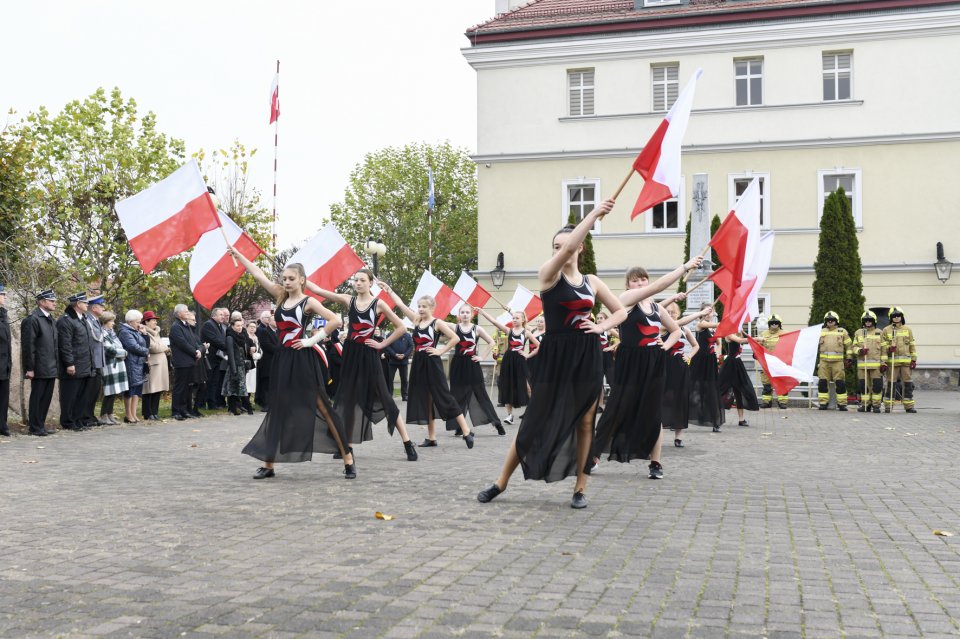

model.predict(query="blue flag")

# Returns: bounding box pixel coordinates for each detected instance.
[428,168,435,211]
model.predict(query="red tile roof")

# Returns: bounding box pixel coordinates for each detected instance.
[465,0,960,44]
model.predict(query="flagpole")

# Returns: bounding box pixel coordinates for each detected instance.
[682,244,712,283]
[427,161,433,272]
[272,59,279,255]
[611,167,635,201]
[685,271,713,296]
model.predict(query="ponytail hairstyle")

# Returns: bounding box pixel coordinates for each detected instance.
[625,266,650,288]
[277,262,308,306]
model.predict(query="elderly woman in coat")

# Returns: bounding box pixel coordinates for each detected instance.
[98,311,128,425]
[118,310,149,424]
[141,311,171,421]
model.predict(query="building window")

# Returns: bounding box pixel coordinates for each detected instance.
[818,169,862,227]
[735,58,763,106]
[645,176,684,233]
[823,52,852,101]
[562,179,601,232]
[651,64,679,112]
[728,173,771,230]
[568,69,594,116]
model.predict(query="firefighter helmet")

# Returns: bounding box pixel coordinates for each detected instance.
[889,306,905,323]
[768,314,782,327]
[823,310,840,323]
[861,310,877,326]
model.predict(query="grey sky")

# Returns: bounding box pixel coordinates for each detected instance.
[1,1,493,250]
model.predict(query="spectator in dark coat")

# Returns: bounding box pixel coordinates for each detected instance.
[0,286,11,436]
[223,317,253,415]
[79,294,106,428]
[254,310,278,410]
[186,311,207,415]
[384,328,413,401]
[170,303,203,420]
[56,293,96,431]
[21,289,59,436]
[201,307,229,410]
[118,310,149,423]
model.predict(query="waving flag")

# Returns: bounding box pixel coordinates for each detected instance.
[269,72,280,124]
[116,159,222,273]
[427,168,435,211]
[507,285,543,319]
[714,232,774,338]
[189,212,264,309]
[406,270,460,320]
[631,69,702,220]
[369,281,395,308]
[450,272,492,316]
[748,325,821,396]
[709,177,762,287]
[287,224,365,291]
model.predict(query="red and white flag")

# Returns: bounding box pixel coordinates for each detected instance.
[116,160,222,273]
[287,224,365,292]
[189,212,264,309]
[269,72,280,124]
[709,177,762,287]
[406,270,460,320]
[450,272,492,316]
[747,325,820,396]
[507,285,543,319]
[631,68,702,220]
[369,282,395,308]
[714,232,774,338]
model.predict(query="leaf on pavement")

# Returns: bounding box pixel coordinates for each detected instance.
[933,530,954,537]
[375,512,394,521]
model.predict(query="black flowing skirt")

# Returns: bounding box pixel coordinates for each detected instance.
[407,353,462,424]
[242,346,346,463]
[498,350,529,407]
[661,354,690,430]
[334,340,401,443]
[688,350,725,427]
[516,331,602,483]
[717,357,760,411]
[446,355,501,431]
[592,345,665,463]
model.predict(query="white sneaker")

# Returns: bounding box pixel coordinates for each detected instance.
[504,414,514,425]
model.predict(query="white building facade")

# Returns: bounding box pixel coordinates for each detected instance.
[464,0,960,383]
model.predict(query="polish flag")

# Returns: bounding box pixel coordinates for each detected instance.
[116,160,222,273]
[287,224,365,292]
[369,282,395,308]
[709,177,762,287]
[714,232,774,338]
[189,212,264,309]
[269,73,280,124]
[631,68,702,220]
[507,285,543,319]
[450,272,492,316]
[407,270,460,319]
[747,325,821,396]
[495,311,513,327]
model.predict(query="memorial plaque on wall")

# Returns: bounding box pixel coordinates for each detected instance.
[686,173,714,311]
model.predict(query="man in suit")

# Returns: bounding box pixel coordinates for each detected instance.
[21,289,59,436]
[254,310,278,411]
[384,328,413,401]
[80,294,106,427]
[201,307,229,410]
[185,311,208,416]
[0,286,11,436]
[56,293,96,432]
[170,303,203,420]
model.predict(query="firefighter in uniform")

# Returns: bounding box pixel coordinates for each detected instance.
[853,310,883,413]
[757,314,788,409]
[817,311,852,410]
[881,307,916,413]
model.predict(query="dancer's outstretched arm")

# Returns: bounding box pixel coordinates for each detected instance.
[304,281,352,308]
[539,199,613,287]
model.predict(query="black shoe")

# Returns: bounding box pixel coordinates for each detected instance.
[819,405,829,411]
[674,439,684,448]
[420,439,437,447]
[230,408,242,416]
[838,406,848,412]
[246,409,254,415]
[253,467,275,479]
[778,403,787,409]
[45,429,56,435]
[872,405,881,413]
[712,425,721,432]
[495,424,506,436]
[477,483,503,503]
[173,414,186,421]
[857,405,866,413]
[29,430,47,437]
[570,491,588,509]
[401,396,408,402]
[884,405,891,413]
[738,420,749,427]
[760,402,772,409]
[189,410,203,417]
[0,429,9,437]
[403,440,418,461]
[648,461,664,479]
[905,407,917,413]
[343,463,357,479]
[584,457,599,475]
[464,432,475,449]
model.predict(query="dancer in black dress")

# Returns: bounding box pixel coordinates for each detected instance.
[717,329,760,426]
[526,315,545,385]
[382,287,476,449]
[479,309,537,425]
[660,300,708,448]
[305,271,418,463]
[477,199,627,509]
[688,304,726,432]
[228,250,353,479]
[445,304,504,436]
[589,260,701,480]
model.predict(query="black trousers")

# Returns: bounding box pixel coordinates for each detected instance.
[206,368,227,408]
[142,392,162,418]
[101,393,118,416]
[80,370,102,426]
[172,367,194,416]
[0,378,9,433]
[29,377,56,434]
[255,367,270,408]
[386,362,409,399]
[59,376,90,429]
[192,382,206,412]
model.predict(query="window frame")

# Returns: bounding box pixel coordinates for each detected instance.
[651,63,680,112]
[822,51,853,102]
[644,176,685,234]
[562,178,602,233]
[817,169,862,228]
[734,57,764,107]
[727,172,772,231]
[567,68,595,117]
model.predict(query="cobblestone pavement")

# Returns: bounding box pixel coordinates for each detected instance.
[2,393,959,639]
